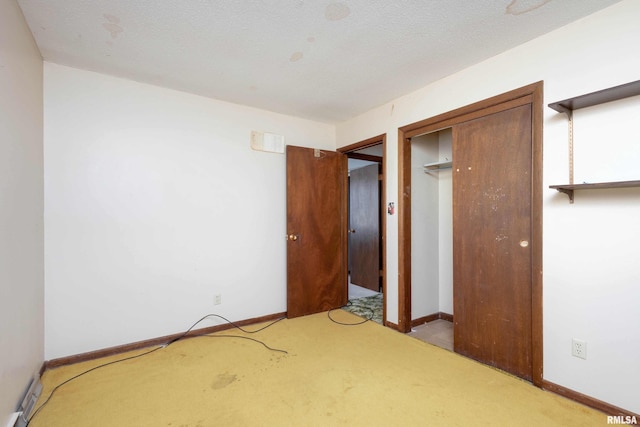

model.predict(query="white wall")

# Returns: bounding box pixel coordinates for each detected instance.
[44,63,335,359]
[337,0,640,415]
[410,134,440,318]
[0,0,44,422]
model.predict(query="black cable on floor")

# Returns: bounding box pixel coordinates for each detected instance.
[200,334,288,354]
[26,314,288,426]
[165,314,286,346]
[328,300,375,325]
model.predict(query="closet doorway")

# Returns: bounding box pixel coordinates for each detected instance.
[409,128,454,320]
[339,135,386,325]
[397,83,543,385]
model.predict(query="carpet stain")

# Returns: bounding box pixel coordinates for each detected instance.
[211,372,237,389]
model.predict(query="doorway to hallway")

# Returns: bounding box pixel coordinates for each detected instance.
[339,134,386,325]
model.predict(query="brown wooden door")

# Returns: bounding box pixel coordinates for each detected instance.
[349,163,380,292]
[453,104,533,381]
[286,145,348,318]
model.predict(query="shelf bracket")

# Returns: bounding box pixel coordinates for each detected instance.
[554,187,574,203]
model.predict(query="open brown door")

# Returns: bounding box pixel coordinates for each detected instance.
[349,163,380,292]
[286,145,348,318]
[453,104,533,381]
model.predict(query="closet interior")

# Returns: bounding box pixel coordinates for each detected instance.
[408,128,454,349]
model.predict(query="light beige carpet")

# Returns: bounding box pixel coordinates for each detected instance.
[30,311,605,426]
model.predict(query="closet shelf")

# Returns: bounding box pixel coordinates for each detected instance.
[548,80,640,114]
[423,160,452,172]
[549,180,640,203]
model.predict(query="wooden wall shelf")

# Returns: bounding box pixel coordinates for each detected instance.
[549,80,640,203]
[549,180,640,203]
[549,80,640,114]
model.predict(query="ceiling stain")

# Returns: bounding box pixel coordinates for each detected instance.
[307,36,316,43]
[103,13,120,24]
[325,2,351,21]
[102,13,123,39]
[290,52,304,62]
[103,22,124,38]
[506,0,552,15]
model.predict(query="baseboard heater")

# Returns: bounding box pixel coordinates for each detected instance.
[10,373,42,427]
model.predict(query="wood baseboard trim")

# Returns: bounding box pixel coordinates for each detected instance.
[385,320,400,331]
[412,313,438,326]
[438,312,454,322]
[43,312,287,371]
[411,312,453,327]
[542,380,639,420]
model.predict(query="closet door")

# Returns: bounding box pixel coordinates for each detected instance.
[453,104,532,381]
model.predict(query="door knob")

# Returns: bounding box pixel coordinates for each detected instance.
[287,234,299,241]
[348,229,356,234]
[519,240,529,247]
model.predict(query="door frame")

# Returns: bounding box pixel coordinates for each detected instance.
[397,82,543,386]
[339,134,387,325]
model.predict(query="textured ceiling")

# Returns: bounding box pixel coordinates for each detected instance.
[18,0,621,123]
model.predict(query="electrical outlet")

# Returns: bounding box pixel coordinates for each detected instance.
[572,338,587,360]
[214,294,222,305]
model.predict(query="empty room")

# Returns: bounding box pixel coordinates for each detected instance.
[2,0,639,426]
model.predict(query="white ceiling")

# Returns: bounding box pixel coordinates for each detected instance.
[18,0,621,124]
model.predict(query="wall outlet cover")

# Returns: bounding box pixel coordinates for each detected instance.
[572,338,587,360]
